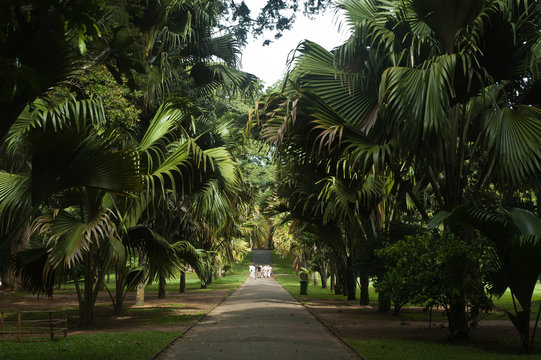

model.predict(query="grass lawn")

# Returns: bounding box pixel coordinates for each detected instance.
[275,274,361,302]
[346,339,541,360]
[0,266,248,360]
[0,331,178,360]
[271,256,541,359]
[491,286,541,318]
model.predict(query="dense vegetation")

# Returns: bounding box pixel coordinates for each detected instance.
[1,0,541,358]
[250,0,541,354]
[0,0,264,327]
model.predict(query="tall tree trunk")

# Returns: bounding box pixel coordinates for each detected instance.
[515,309,532,354]
[179,269,186,293]
[114,267,124,314]
[79,252,96,326]
[335,271,345,295]
[313,271,318,286]
[158,273,166,299]
[320,264,328,289]
[135,251,146,306]
[215,264,222,280]
[330,273,335,292]
[345,257,356,301]
[79,300,95,327]
[448,298,469,339]
[378,291,391,313]
[135,283,145,306]
[359,274,370,305]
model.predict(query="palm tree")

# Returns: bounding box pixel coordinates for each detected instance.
[97,0,257,124]
[111,97,245,300]
[255,0,541,337]
[3,97,143,325]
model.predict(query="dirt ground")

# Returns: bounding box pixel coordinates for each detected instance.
[303,296,540,354]
[0,288,229,334]
[1,284,538,355]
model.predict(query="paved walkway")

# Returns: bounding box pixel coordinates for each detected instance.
[157,251,358,360]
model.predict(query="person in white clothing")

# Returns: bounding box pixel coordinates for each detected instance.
[249,264,255,278]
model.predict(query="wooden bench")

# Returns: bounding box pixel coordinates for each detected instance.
[0,310,68,342]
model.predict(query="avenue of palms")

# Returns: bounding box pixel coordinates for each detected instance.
[1,0,541,359]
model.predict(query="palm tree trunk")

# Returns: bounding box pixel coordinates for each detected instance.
[359,274,369,305]
[346,257,356,301]
[215,264,222,279]
[378,292,391,313]
[207,268,213,285]
[135,251,146,306]
[179,269,186,293]
[158,273,166,299]
[320,263,328,289]
[330,272,335,292]
[79,252,95,326]
[135,284,145,306]
[448,298,469,339]
[114,268,124,314]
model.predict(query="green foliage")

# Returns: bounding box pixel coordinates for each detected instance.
[0,0,105,137]
[436,204,541,352]
[53,65,142,133]
[377,231,492,324]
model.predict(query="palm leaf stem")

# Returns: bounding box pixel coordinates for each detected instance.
[427,166,446,210]
[531,301,541,349]
[389,162,429,221]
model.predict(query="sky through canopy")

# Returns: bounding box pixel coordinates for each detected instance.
[240,4,348,87]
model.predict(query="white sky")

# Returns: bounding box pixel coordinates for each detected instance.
[240,4,349,87]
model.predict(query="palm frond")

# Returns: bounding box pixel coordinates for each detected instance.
[33,210,117,268]
[482,105,541,186]
[10,246,59,296]
[0,172,32,233]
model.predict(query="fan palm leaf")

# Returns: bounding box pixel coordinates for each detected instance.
[0,172,32,233]
[32,210,117,268]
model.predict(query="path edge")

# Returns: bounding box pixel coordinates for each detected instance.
[149,278,247,360]
[277,279,370,360]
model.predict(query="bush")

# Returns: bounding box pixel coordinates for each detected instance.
[376,231,492,331]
